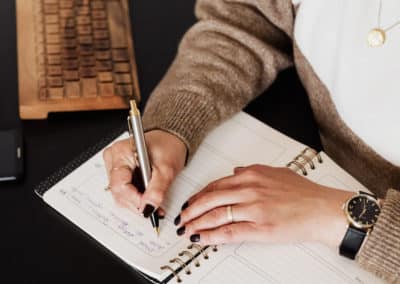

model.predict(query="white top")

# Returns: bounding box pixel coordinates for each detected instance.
[293,0,400,166]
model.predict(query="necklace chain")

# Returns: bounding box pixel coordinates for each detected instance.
[377,0,400,32]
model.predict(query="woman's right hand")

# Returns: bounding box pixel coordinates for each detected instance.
[103,130,187,218]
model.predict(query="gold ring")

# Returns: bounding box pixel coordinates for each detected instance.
[111,165,132,172]
[227,205,234,223]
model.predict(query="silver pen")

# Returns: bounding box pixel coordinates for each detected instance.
[128,100,160,236]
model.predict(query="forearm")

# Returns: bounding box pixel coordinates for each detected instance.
[356,188,400,283]
[142,0,294,158]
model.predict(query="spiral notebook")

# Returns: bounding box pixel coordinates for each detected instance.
[35,112,383,284]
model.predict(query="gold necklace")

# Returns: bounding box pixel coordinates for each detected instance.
[367,0,400,47]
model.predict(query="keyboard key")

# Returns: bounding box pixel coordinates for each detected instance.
[77,6,90,16]
[80,67,97,78]
[93,30,109,40]
[91,1,105,10]
[45,15,59,24]
[47,44,61,54]
[77,26,92,35]
[99,83,115,97]
[115,84,133,97]
[63,59,78,70]
[114,74,131,84]
[60,18,75,28]
[77,16,91,25]
[82,78,98,97]
[47,35,61,44]
[47,65,63,76]
[107,1,127,48]
[92,11,106,20]
[63,48,78,59]
[114,62,130,73]
[65,81,81,98]
[44,4,58,14]
[95,50,111,60]
[63,28,76,38]
[98,72,113,83]
[60,0,74,9]
[112,49,129,62]
[81,56,96,67]
[60,9,74,18]
[47,55,62,65]
[79,36,93,45]
[92,20,107,29]
[39,88,48,100]
[96,60,112,71]
[46,24,59,34]
[64,70,79,81]
[94,39,110,50]
[47,76,64,87]
[48,87,64,99]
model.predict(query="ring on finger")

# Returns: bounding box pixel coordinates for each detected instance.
[111,165,133,172]
[226,205,234,223]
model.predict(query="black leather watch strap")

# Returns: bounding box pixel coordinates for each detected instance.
[339,226,366,260]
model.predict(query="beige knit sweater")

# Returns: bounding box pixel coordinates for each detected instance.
[142,0,400,282]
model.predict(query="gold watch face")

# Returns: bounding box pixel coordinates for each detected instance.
[346,195,381,229]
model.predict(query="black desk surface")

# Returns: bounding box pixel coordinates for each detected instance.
[1,1,322,283]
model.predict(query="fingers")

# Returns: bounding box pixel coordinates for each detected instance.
[178,187,257,226]
[190,222,259,245]
[180,204,250,236]
[139,165,176,217]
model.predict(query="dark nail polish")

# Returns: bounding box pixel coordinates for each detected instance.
[143,204,155,218]
[190,234,200,242]
[174,215,181,226]
[177,226,186,236]
[181,201,189,210]
[159,215,165,220]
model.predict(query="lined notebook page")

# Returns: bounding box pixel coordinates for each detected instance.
[175,153,384,284]
[42,112,305,282]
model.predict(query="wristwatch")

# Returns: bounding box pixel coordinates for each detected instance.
[339,191,381,260]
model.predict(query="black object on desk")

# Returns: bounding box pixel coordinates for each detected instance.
[0,128,23,181]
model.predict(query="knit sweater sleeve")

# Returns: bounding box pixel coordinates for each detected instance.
[142,0,294,158]
[357,188,400,283]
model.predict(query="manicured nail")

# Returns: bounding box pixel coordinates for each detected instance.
[174,215,181,226]
[143,204,155,218]
[181,201,189,210]
[159,215,165,220]
[190,234,200,242]
[177,226,186,236]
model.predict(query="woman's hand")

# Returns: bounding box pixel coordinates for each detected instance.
[103,130,187,217]
[175,165,353,247]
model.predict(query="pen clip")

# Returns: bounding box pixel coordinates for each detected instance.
[127,116,137,159]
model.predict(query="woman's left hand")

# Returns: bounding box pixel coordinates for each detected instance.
[175,165,354,247]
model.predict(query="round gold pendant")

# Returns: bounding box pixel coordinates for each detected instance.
[367,28,386,47]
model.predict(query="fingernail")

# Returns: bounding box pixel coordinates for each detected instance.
[181,201,189,210]
[174,215,181,226]
[177,226,186,236]
[143,204,155,218]
[190,234,200,242]
[159,215,165,220]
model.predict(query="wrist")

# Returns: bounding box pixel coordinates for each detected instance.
[318,188,354,247]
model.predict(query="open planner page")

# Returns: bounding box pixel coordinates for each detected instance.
[42,112,306,282]
[173,153,384,284]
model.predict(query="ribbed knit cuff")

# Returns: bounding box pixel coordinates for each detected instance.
[356,188,400,283]
[142,91,218,160]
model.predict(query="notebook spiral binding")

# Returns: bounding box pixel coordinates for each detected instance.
[160,244,218,283]
[286,147,323,176]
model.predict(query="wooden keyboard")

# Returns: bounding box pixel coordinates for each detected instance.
[16,0,140,119]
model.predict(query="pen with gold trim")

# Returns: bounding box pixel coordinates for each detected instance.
[128,100,159,236]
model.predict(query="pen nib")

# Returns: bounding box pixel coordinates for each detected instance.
[155,227,160,237]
